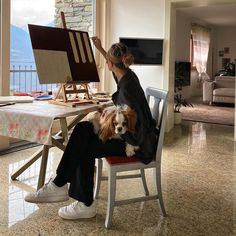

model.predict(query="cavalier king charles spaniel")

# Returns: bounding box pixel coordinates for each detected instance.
[87,105,139,157]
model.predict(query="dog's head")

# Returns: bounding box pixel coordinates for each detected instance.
[99,105,137,142]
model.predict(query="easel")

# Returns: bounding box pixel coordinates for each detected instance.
[49,12,95,107]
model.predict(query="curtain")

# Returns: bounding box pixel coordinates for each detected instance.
[191,24,211,82]
[95,0,111,92]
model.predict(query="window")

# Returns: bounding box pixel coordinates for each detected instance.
[10,0,96,95]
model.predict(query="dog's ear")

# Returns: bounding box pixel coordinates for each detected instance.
[100,109,110,124]
[124,109,137,132]
[99,111,115,142]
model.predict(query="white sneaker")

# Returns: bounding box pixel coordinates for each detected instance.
[24,179,69,203]
[58,201,96,220]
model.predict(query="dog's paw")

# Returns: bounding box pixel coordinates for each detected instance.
[93,123,100,134]
[125,144,136,157]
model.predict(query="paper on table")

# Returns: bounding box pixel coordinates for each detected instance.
[0,96,34,103]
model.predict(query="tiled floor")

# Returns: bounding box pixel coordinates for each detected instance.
[0,121,235,236]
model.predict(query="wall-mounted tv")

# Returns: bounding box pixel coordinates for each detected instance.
[119,37,163,65]
[175,61,191,87]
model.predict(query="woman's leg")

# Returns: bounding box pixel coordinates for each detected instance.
[68,137,126,206]
[24,121,96,203]
[57,128,127,220]
[25,120,126,207]
[53,121,97,186]
[54,120,126,205]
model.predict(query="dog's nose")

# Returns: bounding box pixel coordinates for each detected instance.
[117,127,122,132]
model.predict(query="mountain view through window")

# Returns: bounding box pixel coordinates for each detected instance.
[10,0,95,95]
[10,0,56,94]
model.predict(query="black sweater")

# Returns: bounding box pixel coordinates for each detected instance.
[112,69,158,164]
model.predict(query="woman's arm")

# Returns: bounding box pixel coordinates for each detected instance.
[119,88,148,146]
[91,36,107,59]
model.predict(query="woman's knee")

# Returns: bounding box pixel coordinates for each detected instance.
[73,121,94,133]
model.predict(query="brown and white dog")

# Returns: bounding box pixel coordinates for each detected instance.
[87,105,139,157]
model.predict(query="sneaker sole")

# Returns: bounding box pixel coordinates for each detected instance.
[25,195,69,203]
[58,211,96,220]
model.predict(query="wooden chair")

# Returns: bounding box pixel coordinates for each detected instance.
[94,87,168,228]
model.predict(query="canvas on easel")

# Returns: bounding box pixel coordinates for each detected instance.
[28,22,100,106]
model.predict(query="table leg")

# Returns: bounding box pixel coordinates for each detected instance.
[60,118,68,143]
[11,146,43,180]
[37,145,50,190]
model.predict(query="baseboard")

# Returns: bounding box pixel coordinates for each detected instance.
[0,141,41,156]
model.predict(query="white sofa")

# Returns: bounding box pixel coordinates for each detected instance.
[203,76,235,104]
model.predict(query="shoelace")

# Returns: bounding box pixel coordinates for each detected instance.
[36,177,53,195]
[71,201,83,210]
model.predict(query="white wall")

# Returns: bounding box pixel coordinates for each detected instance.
[215,26,236,72]
[109,0,165,93]
[175,11,191,62]
[175,11,192,98]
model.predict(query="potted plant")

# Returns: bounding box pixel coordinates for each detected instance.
[223,62,235,76]
[215,61,235,76]
[174,77,193,124]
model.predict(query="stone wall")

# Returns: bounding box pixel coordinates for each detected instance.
[55,0,93,35]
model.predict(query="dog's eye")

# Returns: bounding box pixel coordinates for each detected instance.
[122,121,127,126]
[113,121,118,126]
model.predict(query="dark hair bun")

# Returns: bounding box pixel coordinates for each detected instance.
[122,53,134,68]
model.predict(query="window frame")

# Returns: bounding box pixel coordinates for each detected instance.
[0,0,10,96]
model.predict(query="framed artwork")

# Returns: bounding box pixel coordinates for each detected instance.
[224,47,230,54]
[219,50,224,57]
[222,58,230,67]
[28,24,100,84]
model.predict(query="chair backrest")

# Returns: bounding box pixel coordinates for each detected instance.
[145,87,168,162]
[215,76,235,88]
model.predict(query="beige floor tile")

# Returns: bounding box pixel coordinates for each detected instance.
[0,121,235,235]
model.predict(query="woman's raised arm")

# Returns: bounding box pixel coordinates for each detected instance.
[91,36,107,59]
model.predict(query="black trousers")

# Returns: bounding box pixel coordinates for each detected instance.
[54,121,126,205]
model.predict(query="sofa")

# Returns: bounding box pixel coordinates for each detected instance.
[203,76,235,105]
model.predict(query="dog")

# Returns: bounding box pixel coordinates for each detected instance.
[98,105,139,157]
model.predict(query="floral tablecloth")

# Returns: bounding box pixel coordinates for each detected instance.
[0,101,100,145]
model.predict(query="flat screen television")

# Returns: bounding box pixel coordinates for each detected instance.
[175,61,191,87]
[119,38,163,65]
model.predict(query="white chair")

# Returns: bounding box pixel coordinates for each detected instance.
[94,87,168,228]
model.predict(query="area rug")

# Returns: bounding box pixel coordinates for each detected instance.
[181,99,235,126]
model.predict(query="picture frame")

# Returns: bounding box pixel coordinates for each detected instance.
[224,47,230,54]
[219,50,224,57]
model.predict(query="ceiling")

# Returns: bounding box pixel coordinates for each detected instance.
[177,4,236,27]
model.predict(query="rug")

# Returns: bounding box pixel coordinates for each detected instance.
[181,98,235,126]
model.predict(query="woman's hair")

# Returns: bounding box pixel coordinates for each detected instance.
[107,43,134,69]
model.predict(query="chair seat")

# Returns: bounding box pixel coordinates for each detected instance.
[105,156,141,165]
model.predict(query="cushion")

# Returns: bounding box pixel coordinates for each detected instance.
[213,96,235,104]
[105,156,141,165]
[215,76,235,88]
[213,88,235,97]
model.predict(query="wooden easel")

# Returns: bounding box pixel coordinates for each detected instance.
[49,12,94,107]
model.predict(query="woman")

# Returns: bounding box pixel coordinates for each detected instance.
[25,37,158,220]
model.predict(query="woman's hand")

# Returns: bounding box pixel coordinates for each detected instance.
[91,36,107,59]
[91,36,103,51]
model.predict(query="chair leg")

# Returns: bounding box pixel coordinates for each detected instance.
[154,168,166,217]
[105,167,116,228]
[94,159,103,199]
[140,169,149,196]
